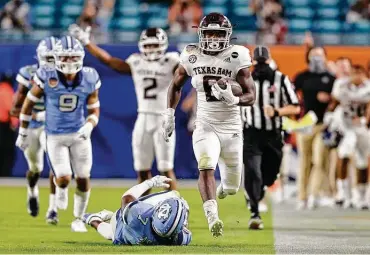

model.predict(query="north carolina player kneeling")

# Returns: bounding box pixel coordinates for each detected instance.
[83,176,191,245]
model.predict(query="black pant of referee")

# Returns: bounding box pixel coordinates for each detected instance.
[243,128,283,224]
[243,45,300,230]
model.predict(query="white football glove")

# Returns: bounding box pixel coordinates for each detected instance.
[323,112,334,126]
[211,82,240,106]
[162,108,175,142]
[147,175,172,189]
[34,111,45,122]
[15,127,29,151]
[77,122,94,140]
[68,24,91,46]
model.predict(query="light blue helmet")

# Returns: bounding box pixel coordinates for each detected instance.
[36,36,59,70]
[54,35,85,74]
[151,198,188,238]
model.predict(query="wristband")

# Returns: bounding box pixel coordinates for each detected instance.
[20,114,32,122]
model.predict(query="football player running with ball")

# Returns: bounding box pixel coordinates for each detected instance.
[163,12,256,237]
[69,25,178,194]
[83,175,191,245]
[16,36,101,232]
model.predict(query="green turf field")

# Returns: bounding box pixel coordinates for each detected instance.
[0,186,274,254]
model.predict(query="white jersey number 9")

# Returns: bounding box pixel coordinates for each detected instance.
[59,94,78,112]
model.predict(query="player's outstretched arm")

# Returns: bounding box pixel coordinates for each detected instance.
[85,43,131,75]
[236,67,256,106]
[69,24,131,74]
[10,83,29,117]
[121,176,171,209]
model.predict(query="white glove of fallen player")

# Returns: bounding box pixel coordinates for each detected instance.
[16,127,29,151]
[77,122,94,140]
[211,82,240,106]
[162,108,175,142]
[146,175,172,189]
[68,24,91,46]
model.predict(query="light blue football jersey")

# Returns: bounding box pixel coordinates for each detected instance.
[16,64,45,129]
[33,67,101,134]
[113,200,191,246]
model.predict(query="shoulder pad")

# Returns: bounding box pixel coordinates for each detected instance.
[82,66,99,83]
[164,52,180,63]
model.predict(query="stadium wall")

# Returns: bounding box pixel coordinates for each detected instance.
[2,44,369,179]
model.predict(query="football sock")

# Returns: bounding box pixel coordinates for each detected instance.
[73,189,90,218]
[48,194,57,212]
[27,185,39,198]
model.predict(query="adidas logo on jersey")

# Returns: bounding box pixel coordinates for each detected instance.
[223,57,231,63]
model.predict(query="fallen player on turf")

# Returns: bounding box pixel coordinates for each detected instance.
[83,175,191,245]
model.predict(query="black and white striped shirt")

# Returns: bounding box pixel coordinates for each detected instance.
[241,70,299,131]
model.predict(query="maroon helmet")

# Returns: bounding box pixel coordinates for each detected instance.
[198,12,233,52]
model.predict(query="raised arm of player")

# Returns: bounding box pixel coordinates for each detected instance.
[121,175,172,209]
[69,24,131,74]
[236,67,256,106]
[85,43,131,75]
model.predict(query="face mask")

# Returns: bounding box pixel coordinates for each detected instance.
[309,56,326,73]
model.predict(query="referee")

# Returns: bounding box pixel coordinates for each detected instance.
[242,46,300,230]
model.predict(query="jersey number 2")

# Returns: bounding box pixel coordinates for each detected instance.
[203,75,222,102]
[143,78,157,99]
[59,95,78,112]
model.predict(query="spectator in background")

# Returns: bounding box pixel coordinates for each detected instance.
[346,0,370,23]
[294,46,336,210]
[0,71,17,177]
[168,0,202,35]
[0,0,31,33]
[251,0,287,45]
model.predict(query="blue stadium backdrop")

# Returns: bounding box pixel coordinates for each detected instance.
[1,44,220,179]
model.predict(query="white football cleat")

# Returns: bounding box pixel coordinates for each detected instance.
[56,187,68,210]
[71,218,88,232]
[216,184,227,199]
[83,209,114,225]
[207,213,224,237]
[296,200,306,211]
[307,195,319,210]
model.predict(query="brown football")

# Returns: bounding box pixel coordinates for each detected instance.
[216,78,243,96]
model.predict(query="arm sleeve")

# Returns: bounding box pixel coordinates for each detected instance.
[281,75,299,105]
